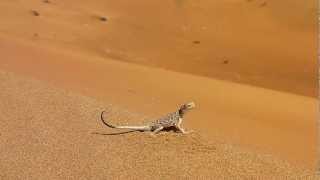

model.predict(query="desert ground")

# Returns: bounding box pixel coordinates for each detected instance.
[0,0,318,179]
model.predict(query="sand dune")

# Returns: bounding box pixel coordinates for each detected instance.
[0,0,318,178]
[0,0,317,96]
[0,70,316,179]
[0,36,317,168]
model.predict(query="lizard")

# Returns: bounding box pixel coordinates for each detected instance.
[100,102,195,135]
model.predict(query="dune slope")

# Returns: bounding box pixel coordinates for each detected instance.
[0,0,317,96]
[0,37,317,168]
[0,70,317,179]
[0,0,317,176]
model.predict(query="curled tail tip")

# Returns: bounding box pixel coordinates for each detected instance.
[100,110,106,120]
[100,110,116,128]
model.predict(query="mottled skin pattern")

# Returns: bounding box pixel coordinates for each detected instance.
[100,102,195,135]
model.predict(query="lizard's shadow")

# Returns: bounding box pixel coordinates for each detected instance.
[92,127,179,136]
[91,130,140,136]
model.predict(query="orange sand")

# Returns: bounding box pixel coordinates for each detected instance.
[0,0,318,179]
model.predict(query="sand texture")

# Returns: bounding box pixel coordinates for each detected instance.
[0,0,318,179]
[0,71,317,179]
[0,0,316,96]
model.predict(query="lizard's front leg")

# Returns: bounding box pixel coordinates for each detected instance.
[176,125,194,134]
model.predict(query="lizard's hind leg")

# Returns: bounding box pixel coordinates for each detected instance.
[150,126,164,136]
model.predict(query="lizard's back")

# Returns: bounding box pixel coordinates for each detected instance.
[152,111,180,128]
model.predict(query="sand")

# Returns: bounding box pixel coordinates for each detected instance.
[0,0,318,179]
[0,0,316,96]
[0,70,317,179]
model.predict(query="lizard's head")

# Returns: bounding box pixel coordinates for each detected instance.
[179,102,195,117]
[184,102,195,110]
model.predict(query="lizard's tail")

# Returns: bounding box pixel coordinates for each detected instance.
[100,111,151,131]
[100,111,117,128]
